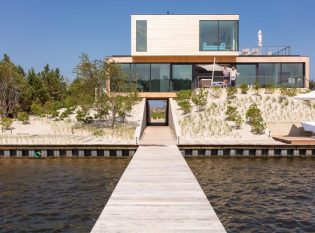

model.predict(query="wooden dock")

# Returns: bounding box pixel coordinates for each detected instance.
[91,145,226,232]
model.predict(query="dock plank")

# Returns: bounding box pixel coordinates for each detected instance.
[91,145,226,232]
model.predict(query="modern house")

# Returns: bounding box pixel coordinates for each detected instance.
[110,14,310,97]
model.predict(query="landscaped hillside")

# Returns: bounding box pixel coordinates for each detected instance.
[174,88,315,144]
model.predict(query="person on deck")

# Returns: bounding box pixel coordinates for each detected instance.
[230,66,239,87]
[222,65,230,88]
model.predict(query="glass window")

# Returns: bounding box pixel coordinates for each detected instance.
[200,20,239,51]
[258,63,280,86]
[219,21,238,51]
[171,65,192,91]
[119,64,131,91]
[136,20,147,52]
[200,21,218,51]
[131,64,150,91]
[237,64,257,85]
[151,64,170,92]
[280,63,304,87]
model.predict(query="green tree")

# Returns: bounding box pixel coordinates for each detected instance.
[0,54,28,117]
[40,64,67,102]
[27,68,49,104]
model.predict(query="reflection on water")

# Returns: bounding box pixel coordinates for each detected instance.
[186,157,315,233]
[0,158,130,233]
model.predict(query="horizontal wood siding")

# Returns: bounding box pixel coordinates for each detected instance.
[131,15,239,56]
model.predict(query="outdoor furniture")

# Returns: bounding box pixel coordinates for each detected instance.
[200,79,212,88]
[302,122,315,134]
[202,42,225,51]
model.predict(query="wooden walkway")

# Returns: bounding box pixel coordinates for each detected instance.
[91,144,226,232]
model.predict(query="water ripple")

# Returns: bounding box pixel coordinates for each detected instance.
[0,158,130,233]
[186,157,315,233]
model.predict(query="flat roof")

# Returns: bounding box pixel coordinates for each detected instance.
[131,14,240,16]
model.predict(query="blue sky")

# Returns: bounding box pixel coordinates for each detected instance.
[0,0,314,80]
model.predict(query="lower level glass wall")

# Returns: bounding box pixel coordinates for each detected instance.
[119,62,305,91]
[151,64,170,92]
[171,65,193,90]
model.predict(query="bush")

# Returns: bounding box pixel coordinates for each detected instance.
[246,104,261,124]
[178,99,192,114]
[225,105,243,128]
[76,110,93,124]
[225,106,237,121]
[239,82,249,94]
[264,84,276,94]
[226,86,237,99]
[192,89,208,110]
[253,81,260,95]
[17,112,29,124]
[0,117,13,130]
[31,101,44,116]
[251,118,266,134]
[280,87,298,98]
[210,86,222,98]
[43,101,62,118]
[176,90,192,101]
[246,104,266,134]
[59,107,74,120]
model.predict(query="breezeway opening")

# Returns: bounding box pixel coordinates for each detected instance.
[146,99,169,126]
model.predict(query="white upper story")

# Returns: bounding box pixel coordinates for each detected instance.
[131,14,240,56]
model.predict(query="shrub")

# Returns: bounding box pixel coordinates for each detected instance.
[253,81,260,95]
[251,118,266,134]
[176,90,192,101]
[76,110,93,124]
[192,89,208,110]
[44,101,62,118]
[17,112,29,124]
[59,107,74,120]
[226,86,238,99]
[280,87,298,98]
[239,82,249,94]
[225,105,243,128]
[0,117,13,130]
[246,104,261,124]
[31,101,44,116]
[265,84,276,94]
[210,86,222,98]
[93,129,104,137]
[178,100,192,114]
[246,104,266,134]
[225,106,237,121]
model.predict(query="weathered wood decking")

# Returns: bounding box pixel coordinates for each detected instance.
[91,145,226,232]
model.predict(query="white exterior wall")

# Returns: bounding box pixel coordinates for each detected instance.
[131,15,239,56]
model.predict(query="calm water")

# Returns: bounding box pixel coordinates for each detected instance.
[0,158,130,233]
[186,157,315,233]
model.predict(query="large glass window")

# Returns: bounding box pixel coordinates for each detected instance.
[151,64,170,92]
[280,63,304,87]
[258,64,280,86]
[199,20,239,51]
[219,21,238,51]
[171,65,192,91]
[200,21,218,51]
[237,64,257,85]
[136,20,147,52]
[131,64,150,91]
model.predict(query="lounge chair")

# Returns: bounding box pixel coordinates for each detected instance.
[302,122,315,135]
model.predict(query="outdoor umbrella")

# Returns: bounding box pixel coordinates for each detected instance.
[196,64,232,72]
